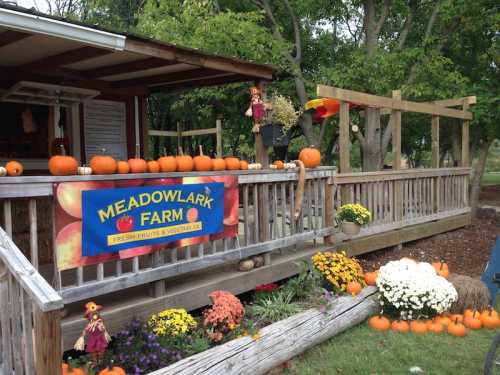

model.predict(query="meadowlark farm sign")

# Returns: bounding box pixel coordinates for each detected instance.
[53,176,238,271]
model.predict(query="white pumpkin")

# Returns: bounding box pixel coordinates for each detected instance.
[248,163,262,170]
[77,166,93,175]
[0,166,6,177]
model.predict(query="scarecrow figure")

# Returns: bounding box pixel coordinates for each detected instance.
[74,301,111,363]
[245,86,267,133]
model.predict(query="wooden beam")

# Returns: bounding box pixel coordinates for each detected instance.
[431,116,440,168]
[429,96,476,107]
[125,37,274,80]
[0,30,31,48]
[391,90,402,170]
[81,57,177,79]
[151,74,252,93]
[461,100,470,166]
[339,101,350,173]
[20,46,112,70]
[317,85,473,120]
[112,68,231,88]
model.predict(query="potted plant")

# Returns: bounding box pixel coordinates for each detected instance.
[336,204,371,235]
[260,94,300,147]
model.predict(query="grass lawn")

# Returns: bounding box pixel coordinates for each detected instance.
[482,172,500,186]
[288,323,497,375]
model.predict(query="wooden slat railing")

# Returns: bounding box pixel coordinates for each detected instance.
[0,226,63,375]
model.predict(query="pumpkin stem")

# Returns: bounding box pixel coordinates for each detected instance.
[67,357,73,371]
[439,259,446,270]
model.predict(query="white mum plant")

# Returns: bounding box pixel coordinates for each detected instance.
[376,258,458,320]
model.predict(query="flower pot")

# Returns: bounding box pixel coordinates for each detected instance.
[341,221,361,235]
[260,123,290,147]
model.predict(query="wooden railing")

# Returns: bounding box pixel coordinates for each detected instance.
[0,226,63,375]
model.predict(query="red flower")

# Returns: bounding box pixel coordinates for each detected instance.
[254,283,278,293]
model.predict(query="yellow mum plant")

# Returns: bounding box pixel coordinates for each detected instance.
[148,308,197,337]
[311,251,364,292]
[336,204,371,225]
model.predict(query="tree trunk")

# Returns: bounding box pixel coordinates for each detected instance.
[470,138,493,217]
[362,108,382,171]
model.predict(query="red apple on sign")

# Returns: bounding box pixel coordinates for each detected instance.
[56,181,114,219]
[187,207,198,223]
[116,215,134,233]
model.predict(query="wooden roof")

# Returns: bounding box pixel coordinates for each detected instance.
[0,4,275,97]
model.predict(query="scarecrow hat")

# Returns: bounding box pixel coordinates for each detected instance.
[84,301,103,318]
[249,86,260,96]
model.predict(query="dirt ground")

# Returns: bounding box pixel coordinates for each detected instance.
[358,218,500,277]
[480,185,500,206]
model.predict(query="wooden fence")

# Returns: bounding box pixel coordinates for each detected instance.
[0,166,471,373]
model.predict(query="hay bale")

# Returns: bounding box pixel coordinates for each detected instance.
[448,273,490,313]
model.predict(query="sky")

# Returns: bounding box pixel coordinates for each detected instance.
[15,0,49,12]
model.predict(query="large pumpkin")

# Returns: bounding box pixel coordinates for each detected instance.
[147,160,160,173]
[212,158,226,171]
[116,160,130,174]
[299,146,321,168]
[158,155,177,172]
[128,158,147,173]
[176,148,194,172]
[89,154,117,175]
[5,160,23,176]
[194,146,213,171]
[62,362,85,375]
[48,155,79,176]
[98,364,126,375]
[224,157,240,170]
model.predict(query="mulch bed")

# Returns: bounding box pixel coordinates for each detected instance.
[481,185,500,206]
[358,218,500,277]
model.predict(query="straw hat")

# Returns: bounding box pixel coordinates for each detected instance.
[249,86,260,96]
[84,301,103,318]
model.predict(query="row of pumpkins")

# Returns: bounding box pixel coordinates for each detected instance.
[368,307,500,337]
[0,146,321,177]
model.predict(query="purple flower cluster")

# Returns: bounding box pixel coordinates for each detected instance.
[110,319,183,374]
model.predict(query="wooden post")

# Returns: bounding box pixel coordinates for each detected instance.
[323,180,335,245]
[34,308,62,375]
[461,100,470,167]
[391,90,403,222]
[216,116,223,157]
[431,115,440,214]
[255,80,269,168]
[141,97,149,158]
[339,101,350,204]
[176,122,182,152]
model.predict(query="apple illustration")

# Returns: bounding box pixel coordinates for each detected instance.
[119,245,153,259]
[56,181,115,219]
[186,207,198,223]
[116,215,134,233]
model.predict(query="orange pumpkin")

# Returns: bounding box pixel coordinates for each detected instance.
[98,363,126,375]
[435,315,452,327]
[298,146,321,168]
[447,319,467,337]
[212,158,226,171]
[176,148,194,172]
[449,313,464,323]
[5,160,23,176]
[90,154,117,175]
[463,309,476,319]
[410,320,428,334]
[240,160,249,170]
[346,281,362,296]
[480,308,500,329]
[117,161,130,174]
[391,320,410,333]
[147,160,160,173]
[194,146,213,172]
[426,319,444,334]
[464,312,482,330]
[364,271,378,286]
[48,155,79,176]
[128,158,147,173]
[432,259,449,278]
[62,362,85,375]
[225,157,240,170]
[158,156,177,172]
[273,160,285,170]
[368,315,391,331]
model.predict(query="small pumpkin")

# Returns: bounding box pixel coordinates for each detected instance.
[225,156,241,170]
[273,160,285,170]
[464,312,482,330]
[298,146,321,168]
[98,361,126,375]
[158,155,177,172]
[346,281,362,296]
[447,318,467,337]
[480,308,500,329]
[117,160,130,174]
[5,160,23,176]
[364,271,378,286]
[426,319,444,334]
[212,158,226,171]
[62,360,85,375]
[0,166,6,177]
[435,315,451,327]
[77,166,92,176]
[368,314,391,331]
[432,259,449,278]
[449,313,463,323]
[240,160,249,170]
[48,146,79,176]
[147,160,160,173]
[90,151,117,175]
[238,259,254,272]
[463,309,476,319]
[410,320,427,334]
[194,145,213,172]
[128,158,148,173]
[391,320,410,333]
[176,147,194,172]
